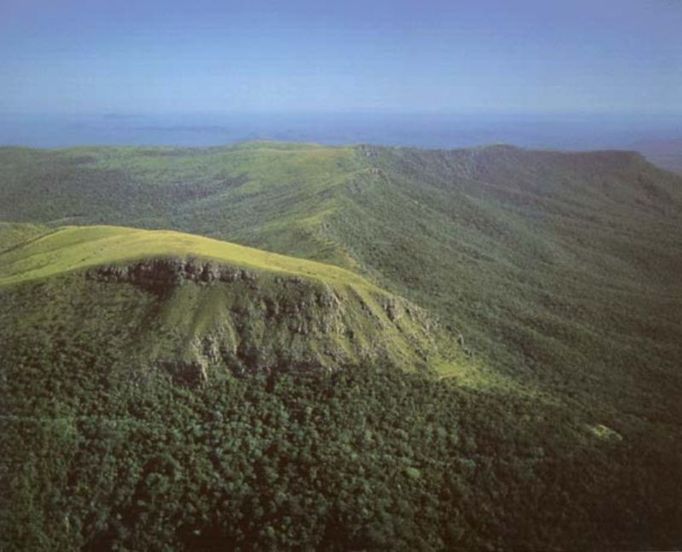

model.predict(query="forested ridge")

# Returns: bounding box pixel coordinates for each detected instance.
[2,142,682,550]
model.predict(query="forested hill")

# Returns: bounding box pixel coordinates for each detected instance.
[2,142,682,550]
[2,142,681,407]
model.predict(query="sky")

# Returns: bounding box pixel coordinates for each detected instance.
[0,0,681,116]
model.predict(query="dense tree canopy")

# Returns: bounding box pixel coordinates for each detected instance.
[2,341,681,550]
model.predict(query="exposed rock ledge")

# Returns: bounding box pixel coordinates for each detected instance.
[83,257,437,384]
[86,258,258,292]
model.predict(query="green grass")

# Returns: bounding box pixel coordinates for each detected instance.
[0,143,362,266]
[0,224,375,290]
[2,142,681,405]
[2,142,682,407]
[0,223,450,377]
[2,141,682,549]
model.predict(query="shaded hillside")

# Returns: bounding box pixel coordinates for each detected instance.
[2,143,681,412]
[330,145,682,417]
[2,143,682,550]
[1,226,680,551]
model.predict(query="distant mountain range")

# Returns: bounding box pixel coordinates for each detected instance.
[2,142,681,550]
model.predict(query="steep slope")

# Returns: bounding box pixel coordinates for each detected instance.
[0,143,362,267]
[326,146,682,411]
[2,143,681,412]
[0,225,440,380]
[3,144,682,550]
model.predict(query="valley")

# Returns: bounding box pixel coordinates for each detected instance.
[2,142,682,550]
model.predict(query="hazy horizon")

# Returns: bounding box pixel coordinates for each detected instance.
[0,110,679,152]
[4,0,681,151]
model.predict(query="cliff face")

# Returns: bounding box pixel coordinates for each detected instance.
[0,226,446,385]
[87,259,259,295]
[89,258,258,286]
[77,257,437,383]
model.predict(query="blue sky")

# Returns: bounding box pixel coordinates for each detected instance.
[1,0,681,115]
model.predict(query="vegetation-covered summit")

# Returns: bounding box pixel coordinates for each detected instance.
[0,224,442,378]
[2,142,682,550]
[0,224,386,289]
[2,142,681,401]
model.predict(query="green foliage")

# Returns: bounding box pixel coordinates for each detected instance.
[0,230,443,374]
[0,224,383,290]
[0,222,48,252]
[2,142,682,549]
[3,342,681,551]
[2,143,681,410]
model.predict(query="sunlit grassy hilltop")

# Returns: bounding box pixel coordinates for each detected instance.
[0,223,447,379]
[2,142,681,406]
[2,142,682,551]
[0,224,375,289]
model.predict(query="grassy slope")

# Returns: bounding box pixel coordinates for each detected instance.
[0,224,453,378]
[0,143,361,267]
[0,224,375,290]
[2,143,681,409]
[2,143,682,549]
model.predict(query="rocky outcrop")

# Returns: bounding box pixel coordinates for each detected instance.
[87,258,258,294]
[85,257,438,385]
